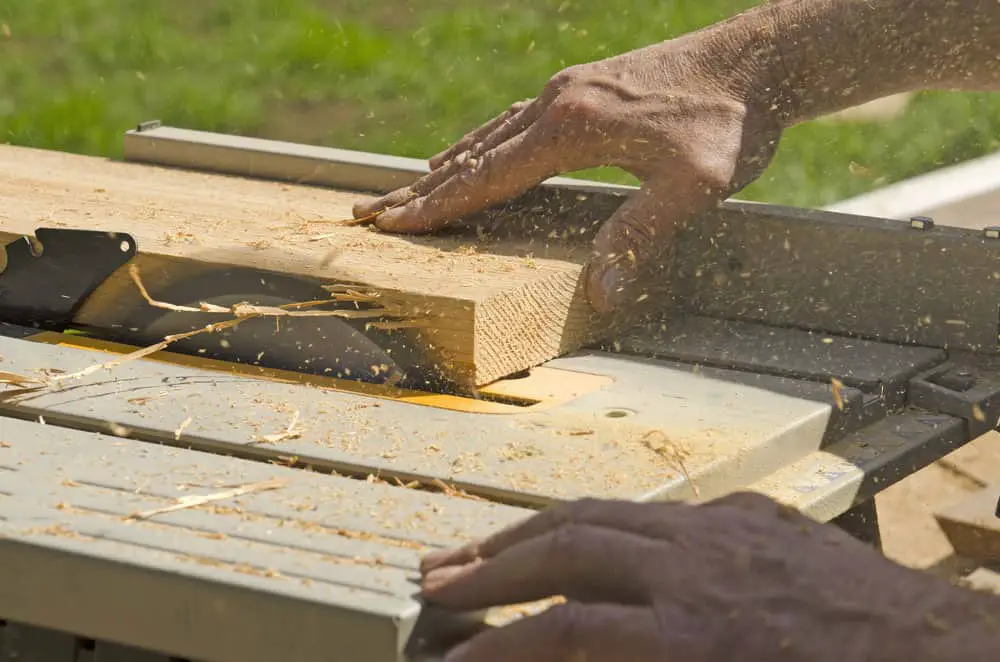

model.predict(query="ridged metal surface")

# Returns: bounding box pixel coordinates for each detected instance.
[0,417,529,662]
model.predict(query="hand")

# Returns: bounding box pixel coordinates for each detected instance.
[353,24,785,313]
[418,492,987,661]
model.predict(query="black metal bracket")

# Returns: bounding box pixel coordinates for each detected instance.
[909,359,1000,439]
[0,228,137,329]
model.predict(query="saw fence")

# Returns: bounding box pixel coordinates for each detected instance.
[0,122,998,662]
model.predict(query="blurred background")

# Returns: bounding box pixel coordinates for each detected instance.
[2,0,999,208]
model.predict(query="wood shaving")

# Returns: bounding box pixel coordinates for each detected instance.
[174,416,193,440]
[129,263,391,320]
[125,479,284,520]
[0,371,43,388]
[253,410,302,444]
[641,430,698,497]
[831,377,846,411]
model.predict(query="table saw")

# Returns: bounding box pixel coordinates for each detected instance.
[1,121,999,662]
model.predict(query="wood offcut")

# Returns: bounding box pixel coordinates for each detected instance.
[0,145,600,386]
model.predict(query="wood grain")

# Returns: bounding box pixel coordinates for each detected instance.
[0,144,597,386]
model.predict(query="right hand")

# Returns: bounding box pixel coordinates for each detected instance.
[353,20,787,314]
[419,492,983,661]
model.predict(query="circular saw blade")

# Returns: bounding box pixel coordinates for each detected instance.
[113,268,438,388]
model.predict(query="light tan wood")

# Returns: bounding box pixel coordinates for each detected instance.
[934,483,1000,563]
[0,144,597,386]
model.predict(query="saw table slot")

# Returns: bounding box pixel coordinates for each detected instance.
[0,417,531,662]
[25,331,613,415]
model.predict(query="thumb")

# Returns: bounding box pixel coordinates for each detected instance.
[586,184,704,314]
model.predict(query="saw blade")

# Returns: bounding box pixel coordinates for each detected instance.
[108,268,439,389]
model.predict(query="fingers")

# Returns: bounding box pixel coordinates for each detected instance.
[352,158,459,220]
[421,499,678,574]
[443,603,662,662]
[421,522,658,610]
[429,98,539,169]
[586,182,714,314]
[374,126,564,233]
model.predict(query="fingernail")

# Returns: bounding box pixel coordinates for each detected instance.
[422,564,472,594]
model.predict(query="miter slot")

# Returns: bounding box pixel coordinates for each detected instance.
[0,417,530,662]
[908,354,1000,438]
[614,315,947,410]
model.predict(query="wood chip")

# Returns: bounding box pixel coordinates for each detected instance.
[253,410,302,444]
[125,479,284,520]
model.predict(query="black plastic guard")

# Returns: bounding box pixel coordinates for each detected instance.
[0,228,137,328]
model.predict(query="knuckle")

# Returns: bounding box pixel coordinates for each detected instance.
[548,90,604,123]
[550,520,587,555]
[463,152,496,191]
[509,98,532,114]
[546,64,587,92]
[560,497,612,525]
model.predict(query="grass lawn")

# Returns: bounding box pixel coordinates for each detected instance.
[2,0,999,208]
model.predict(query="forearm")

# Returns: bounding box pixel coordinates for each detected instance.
[719,0,1000,126]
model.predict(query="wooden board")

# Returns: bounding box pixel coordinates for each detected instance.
[0,144,597,386]
[934,483,1000,563]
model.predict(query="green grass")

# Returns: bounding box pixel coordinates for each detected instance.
[2,0,999,208]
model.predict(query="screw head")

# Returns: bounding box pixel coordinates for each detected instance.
[909,216,935,230]
[984,226,1000,240]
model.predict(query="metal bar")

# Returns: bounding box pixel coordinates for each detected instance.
[122,122,638,197]
[831,499,883,549]
[748,411,968,521]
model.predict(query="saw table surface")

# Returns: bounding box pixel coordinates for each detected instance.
[0,415,529,662]
[0,321,979,662]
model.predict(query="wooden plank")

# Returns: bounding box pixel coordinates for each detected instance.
[934,483,1000,563]
[0,144,596,387]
